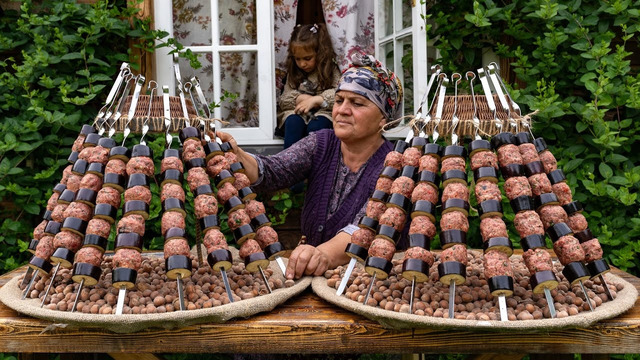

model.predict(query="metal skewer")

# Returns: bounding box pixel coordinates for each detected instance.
[362,272,377,306]
[466,71,482,140]
[21,267,34,287]
[409,276,416,314]
[543,287,557,318]
[220,268,235,303]
[478,67,502,130]
[448,279,456,319]
[579,280,594,312]
[22,269,39,300]
[177,273,186,311]
[336,258,357,296]
[414,65,442,119]
[115,285,126,315]
[600,274,615,300]
[39,263,61,307]
[71,278,84,313]
[258,266,273,294]
[273,256,287,277]
[431,74,448,143]
[498,295,508,321]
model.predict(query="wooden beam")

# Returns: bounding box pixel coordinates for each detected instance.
[128,0,155,81]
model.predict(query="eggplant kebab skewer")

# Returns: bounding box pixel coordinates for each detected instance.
[361,141,417,306]
[401,138,441,313]
[206,139,274,294]
[469,138,515,321]
[22,124,96,298]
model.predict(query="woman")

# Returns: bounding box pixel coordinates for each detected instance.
[216,54,403,280]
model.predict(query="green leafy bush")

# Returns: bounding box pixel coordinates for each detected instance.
[425,0,640,274]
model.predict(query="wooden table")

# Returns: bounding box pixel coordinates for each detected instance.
[1,263,639,358]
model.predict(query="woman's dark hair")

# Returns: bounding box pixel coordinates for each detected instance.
[285,23,337,90]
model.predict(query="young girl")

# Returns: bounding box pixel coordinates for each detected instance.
[279,23,341,149]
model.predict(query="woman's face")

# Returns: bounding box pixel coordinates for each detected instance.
[332,90,385,144]
[291,45,317,73]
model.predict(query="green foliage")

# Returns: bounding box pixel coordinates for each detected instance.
[426,0,640,274]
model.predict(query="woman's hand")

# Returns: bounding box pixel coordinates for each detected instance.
[294,95,324,115]
[210,130,259,183]
[285,244,330,279]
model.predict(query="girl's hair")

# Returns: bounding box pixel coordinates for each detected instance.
[285,23,337,90]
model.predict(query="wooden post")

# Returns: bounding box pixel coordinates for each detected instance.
[128,0,155,81]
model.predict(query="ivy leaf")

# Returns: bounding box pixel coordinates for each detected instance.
[599,162,613,179]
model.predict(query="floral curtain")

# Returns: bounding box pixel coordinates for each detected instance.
[273,0,298,98]
[322,0,375,71]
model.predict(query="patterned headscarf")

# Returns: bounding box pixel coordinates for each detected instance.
[336,53,403,122]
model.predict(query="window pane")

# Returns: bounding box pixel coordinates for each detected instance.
[379,0,394,38]
[219,52,259,127]
[382,42,395,73]
[173,1,212,46]
[399,36,414,116]
[177,55,213,116]
[219,0,257,46]
[401,0,412,30]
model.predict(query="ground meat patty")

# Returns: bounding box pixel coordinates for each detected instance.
[244,199,265,219]
[411,182,439,204]
[63,202,92,222]
[194,194,218,219]
[66,174,82,192]
[126,157,155,177]
[538,205,568,230]
[402,247,434,266]
[47,192,60,211]
[182,139,206,162]
[117,214,145,237]
[365,200,387,221]
[384,151,403,171]
[518,143,540,164]
[105,159,127,176]
[34,220,47,240]
[61,165,73,185]
[78,147,94,162]
[553,235,585,265]
[567,213,588,232]
[239,239,262,259]
[470,151,498,170]
[161,183,185,202]
[351,228,375,248]
[390,176,415,198]
[233,172,251,190]
[440,211,469,232]
[161,212,186,236]
[255,226,278,248]
[402,147,421,167]
[227,209,251,230]
[35,235,55,259]
[522,248,553,274]
[53,231,83,252]
[483,250,514,278]
[442,182,469,203]
[112,248,142,270]
[161,157,183,173]
[203,228,228,253]
[375,177,393,193]
[124,185,152,205]
[75,246,103,267]
[409,216,437,238]
[513,210,544,238]
[96,187,121,208]
[187,167,210,192]
[378,207,406,231]
[497,144,523,166]
[552,182,572,205]
[72,135,86,152]
[79,173,103,192]
[86,218,112,238]
[419,155,439,173]
[87,146,110,165]
[440,244,467,265]
[539,150,558,173]
[206,155,230,177]
[51,204,68,223]
[479,216,508,241]
[504,176,532,200]
[163,238,190,259]
[216,182,238,203]
[581,238,603,263]
[528,173,553,196]
[475,180,502,203]
[441,157,466,173]
[224,151,238,164]
[368,238,396,261]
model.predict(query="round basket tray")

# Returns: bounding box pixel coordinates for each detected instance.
[0,248,311,333]
[312,251,637,330]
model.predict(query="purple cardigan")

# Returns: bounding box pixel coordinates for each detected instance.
[301,130,392,246]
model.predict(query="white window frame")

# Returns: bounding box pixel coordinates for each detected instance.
[374,0,428,139]
[153,0,278,146]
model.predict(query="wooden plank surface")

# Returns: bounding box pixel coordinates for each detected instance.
[0,260,639,355]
